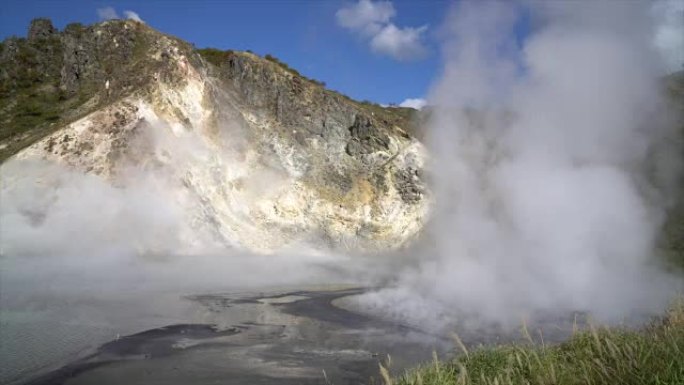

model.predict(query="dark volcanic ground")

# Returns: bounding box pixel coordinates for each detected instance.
[17,288,453,385]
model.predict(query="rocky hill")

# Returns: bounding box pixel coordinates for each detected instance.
[0,19,428,254]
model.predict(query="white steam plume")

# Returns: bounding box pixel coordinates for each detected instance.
[97,7,119,21]
[399,98,427,110]
[0,96,345,304]
[360,0,683,329]
[97,7,145,23]
[123,11,144,23]
[651,0,684,73]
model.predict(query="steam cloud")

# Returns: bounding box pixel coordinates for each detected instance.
[123,11,144,23]
[96,7,119,21]
[0,92,345,305]
[97,6,144,23]
[399,98,427,110]
[359,0,684,329]
[652,0,684,73]
[0,132,342,304]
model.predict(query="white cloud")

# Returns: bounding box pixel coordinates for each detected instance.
[371,24,427,60]
[97,6,119,20]
[398,97,426,109]
[336,0,428,61]
[123,10,144,23]
[652,0,684,73]
[97,7,144,23]
[336,0,395,36]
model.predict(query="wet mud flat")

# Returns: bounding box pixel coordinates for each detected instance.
[20,288,453,385]
[16,286,640,385]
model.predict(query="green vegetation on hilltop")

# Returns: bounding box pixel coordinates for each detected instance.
[197,48,328,87]
[263,53,326,87]
[0,18,185,162]
[393,301,684,385]
[196,47,234,67]
[0,33,73,160]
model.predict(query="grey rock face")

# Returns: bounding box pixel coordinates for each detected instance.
[27,18,56,41]
[394,167,425,204]
[213,52,414,154]
[59,21,139,93]
[206,50,428,211]
[346,114,390,156]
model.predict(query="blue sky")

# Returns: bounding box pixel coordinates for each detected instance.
[0,0,451,106]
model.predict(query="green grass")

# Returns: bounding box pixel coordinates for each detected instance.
[263,53,326,87]
[393,300,684,385]
[0,19,174,162]
[196,47,234,67]
[0,34,68,160]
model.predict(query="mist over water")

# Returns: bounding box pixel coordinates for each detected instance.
[0,157,344,296]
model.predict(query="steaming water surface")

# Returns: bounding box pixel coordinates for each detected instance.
[0,282,453,385]
[0,282,205,384]
[3,279,660,385]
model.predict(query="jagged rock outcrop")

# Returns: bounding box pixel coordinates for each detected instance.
[27,18,57,41]
[346,115,391,156]
[0,19,430,254]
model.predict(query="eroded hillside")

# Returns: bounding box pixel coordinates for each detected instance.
[0,19,429,254]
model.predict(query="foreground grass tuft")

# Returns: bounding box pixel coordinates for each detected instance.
[396,300,684,385]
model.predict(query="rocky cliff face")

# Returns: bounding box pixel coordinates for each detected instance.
[0,19,429,254]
